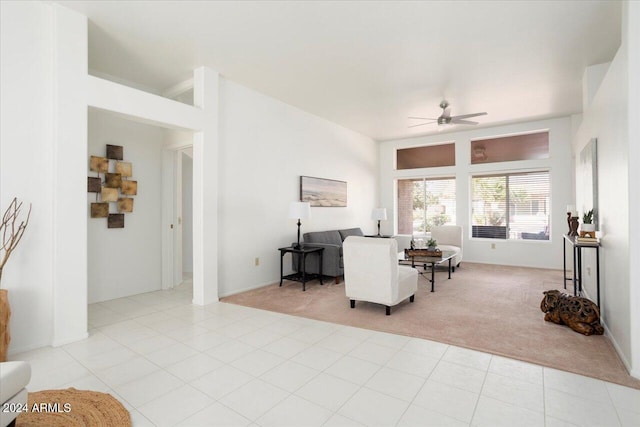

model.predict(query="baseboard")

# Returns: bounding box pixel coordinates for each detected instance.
[219,278,278,298]
[583,286,635,377]
[7,340,52,357]
[600,320,633,375]
[192,297,219,306]
[8,332,90,357]
[52,332,89,348]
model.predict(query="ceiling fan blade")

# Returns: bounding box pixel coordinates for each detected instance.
[408,121,437,128]
[408,116,438,120]
[451,119,479,125]
[450,112,487,120]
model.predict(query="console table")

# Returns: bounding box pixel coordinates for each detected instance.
[278,246,324,291]
[563,234,600,307]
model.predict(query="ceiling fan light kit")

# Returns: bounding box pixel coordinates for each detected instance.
[409,100,487,129]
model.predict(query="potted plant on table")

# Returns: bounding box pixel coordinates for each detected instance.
[581,209,595,234]
[426,238,437,251]
[0,198,31,362]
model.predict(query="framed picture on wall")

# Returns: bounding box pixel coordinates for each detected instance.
[579,138,598,229]
[300,176,347,207]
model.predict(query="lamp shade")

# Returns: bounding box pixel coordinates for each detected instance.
[289,202,310,219]
[371,208,387,221]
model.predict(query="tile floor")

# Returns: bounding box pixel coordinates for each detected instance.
[12,284,640,427]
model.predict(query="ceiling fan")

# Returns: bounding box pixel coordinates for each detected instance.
[409,101,487,128]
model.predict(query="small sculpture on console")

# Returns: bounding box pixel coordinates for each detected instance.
[540,290,603,336]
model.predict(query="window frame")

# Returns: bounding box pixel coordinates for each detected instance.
[396,175,457,236]
[395,141,456,170]
[470,130,549,165]
[469,169,551,242]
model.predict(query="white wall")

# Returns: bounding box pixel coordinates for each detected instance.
[1,1,88,353]
[0,1,55,353]
[51,3,89,347]
[182,152,193,274]
[379,117,573,270]
[626,0,640,380]
[573,1,639,377]
[87,110,164,303]
[217,79,378,297]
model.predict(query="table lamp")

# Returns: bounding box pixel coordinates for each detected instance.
[371,208,387,236]
[289,202,310,249]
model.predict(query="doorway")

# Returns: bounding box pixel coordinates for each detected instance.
[162,143,194,291]
[180,149,194,288]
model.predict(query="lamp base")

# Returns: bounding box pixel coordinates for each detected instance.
[293,220,302,249]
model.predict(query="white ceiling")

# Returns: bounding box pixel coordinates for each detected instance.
[58,1,622,141]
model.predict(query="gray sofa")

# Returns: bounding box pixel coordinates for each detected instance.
[293,227,364,283]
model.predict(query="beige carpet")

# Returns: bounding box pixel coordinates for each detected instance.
[223,262,640,390]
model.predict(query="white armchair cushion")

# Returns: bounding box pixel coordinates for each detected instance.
[1,361,31,427]
[431,225,463,266]
[393,234,413,251]
[343,236,417,311]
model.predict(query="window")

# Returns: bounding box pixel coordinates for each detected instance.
[471,171,550,240]
[397,178,456,235]
[397,143,455,169]
[471,131,549,164]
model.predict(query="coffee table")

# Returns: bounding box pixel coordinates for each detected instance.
[398,249,456,292]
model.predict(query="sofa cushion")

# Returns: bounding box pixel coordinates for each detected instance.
[304,230,343,246]
[339,228,364,241]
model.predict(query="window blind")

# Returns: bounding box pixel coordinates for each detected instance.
[471,171,550,240]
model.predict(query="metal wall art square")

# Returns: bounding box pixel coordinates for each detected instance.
[90,156,109,173]
[90,145,137,228]
[87,177,101,193]
[105,173,122,188]
[106,144,123,160]
[101,187,118,202]
[121,181,137,196]
[108,214,125,228]
[115,161,132,177]
[117,198,134,213]
[90,203,109,218]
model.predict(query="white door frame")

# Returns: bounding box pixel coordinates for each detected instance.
[162,142,193,290]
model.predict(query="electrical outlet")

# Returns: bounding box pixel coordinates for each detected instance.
[587,267,591,276]
[491,243,496,249]
[255,257,260,266]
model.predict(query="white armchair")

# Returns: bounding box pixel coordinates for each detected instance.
[431,225,463,269]
[1,361,31,427]
[393,234,413,252]
[343,236,417,315]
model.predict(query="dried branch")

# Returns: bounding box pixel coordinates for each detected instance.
[0,198,31,284]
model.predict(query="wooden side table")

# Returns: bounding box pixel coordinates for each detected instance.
[278,246,324,291]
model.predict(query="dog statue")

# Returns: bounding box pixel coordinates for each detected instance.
[540,290,604,336]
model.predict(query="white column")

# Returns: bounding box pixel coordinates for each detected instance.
[192,67,219,305]
[626,0,640,379]
[51,5,88,345]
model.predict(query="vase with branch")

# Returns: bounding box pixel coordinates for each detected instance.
[0,197,31,361]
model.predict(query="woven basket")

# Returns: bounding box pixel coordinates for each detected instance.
[17,388,130,427]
